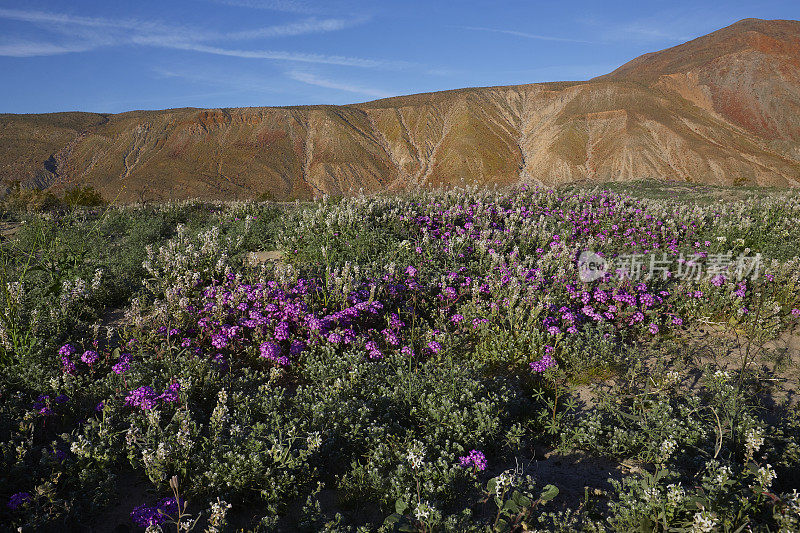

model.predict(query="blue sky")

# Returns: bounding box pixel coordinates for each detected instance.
[1,0,798,113]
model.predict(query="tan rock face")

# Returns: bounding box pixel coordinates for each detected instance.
[1,18,799,200]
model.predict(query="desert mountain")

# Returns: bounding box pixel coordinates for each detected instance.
[1,18,799,201]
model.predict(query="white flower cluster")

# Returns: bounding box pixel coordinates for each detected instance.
[660,438,677,462]
[494,470,514,498]
[753,464,776,490]
[666,483,685,506]
[692,510,716,532]
[744,427,764,460]
[406,445,425,470]
[205,498,231,533]
[69,435,92,458]
[414,500,434,522]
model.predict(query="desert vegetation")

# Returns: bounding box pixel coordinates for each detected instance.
[1,182,799,532]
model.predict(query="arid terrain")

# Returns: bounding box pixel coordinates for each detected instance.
[1,18,799,201]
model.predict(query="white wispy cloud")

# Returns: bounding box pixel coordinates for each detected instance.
[0,7,135,28]
[287,71,392,98]
[459,26,594,44]
[0,40,97,57]
[163,43,406,68]
[208,0,318,14]
[222,16,369,40]
[0,7,391,68]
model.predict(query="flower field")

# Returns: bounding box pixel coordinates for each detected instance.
[1,183,800,532]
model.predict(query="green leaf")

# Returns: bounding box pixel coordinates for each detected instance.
[503,499,519,514]
[512,491,532,508]
[395,499,408,515]
[539,484,559,502]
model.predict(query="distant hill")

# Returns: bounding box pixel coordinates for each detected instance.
[1,18,798,201]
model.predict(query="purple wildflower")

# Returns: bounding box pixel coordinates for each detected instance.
[131,504,166,527]
[211,333,228,349]
[7,492,31,510]
[158,382,180,403]
[289,340,306,357]
[260,342,289,366]
[125,386,157,410]
[112,360,130,374]
[274,321,290,341]
[58,344,75,357]
[157,496,182,516]
[427,340,442,353]
[792,309,800,317]
[530,354,556,373]
[458,450,487,471]
[81,350,99,365]
[61,356,76,375]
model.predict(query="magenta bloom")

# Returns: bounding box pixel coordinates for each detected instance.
[260,341,290,366]
[530,354,556,373]
[648,323,659,335]
[450,314,464,324]
[274,321,290,341]
[211,333,228,349]
[81,350,99,365]
[405,265,417,277]
[427,340,442,353]
[61,356,76,375]
[459,450,487,471]
[792,309,800,317]
[365,340,382,359]
[125,386,157,410]
[158,382,181,403]
[58,344,75,357]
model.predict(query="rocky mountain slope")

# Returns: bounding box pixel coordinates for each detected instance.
[1,18,798,201]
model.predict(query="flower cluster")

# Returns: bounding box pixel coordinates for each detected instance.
[130,497,182,527]
[7,492,31,510]
[124,382,180,411]
[530,354,556,373]
[458,449,487,471]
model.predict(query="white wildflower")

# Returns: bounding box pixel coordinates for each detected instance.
[660,439,677,461]
[692,511,716,532]
[754,464,776,490]
[414,501,433,522]
[745,427,764,460]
